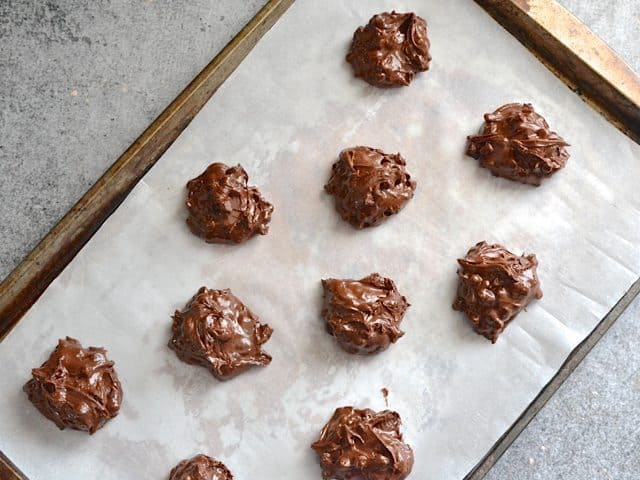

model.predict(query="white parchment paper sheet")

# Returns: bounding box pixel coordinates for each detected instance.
[1,0,639,478]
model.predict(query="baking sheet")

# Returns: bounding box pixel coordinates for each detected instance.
[1,0,639,478]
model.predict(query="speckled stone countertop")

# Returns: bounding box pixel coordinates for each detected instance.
[1,1,638,478]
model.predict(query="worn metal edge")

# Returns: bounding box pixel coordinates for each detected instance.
[474,0,640,144]
[0,0,295,343]
[465,277,640,479]
[0,451,27,480]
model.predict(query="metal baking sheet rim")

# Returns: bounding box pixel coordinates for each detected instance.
[1,0,639,478]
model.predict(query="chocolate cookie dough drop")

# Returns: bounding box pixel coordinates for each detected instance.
[453,241,543,342]
[466,103,569,185]
[347,11,431,87]
[311,406,414,480]
[168,454,233,480]
[185,162,273,244]
[24,337,123,434]
[325,147,416,229]
[169,287,273,380]
[321,273,409,354]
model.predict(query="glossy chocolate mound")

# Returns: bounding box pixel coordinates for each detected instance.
[186,163,273,244]
[24,337,123,434]
[311,406,414,480]
[466,103,569,185]
[325,146,416,229]
[321,273,409,354]
[169,287,273,380]
[346,11,431,87]
[453,241,543,343]
[168,454,233,480]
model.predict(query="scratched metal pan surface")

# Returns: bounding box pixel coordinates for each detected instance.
[1,0,639,479]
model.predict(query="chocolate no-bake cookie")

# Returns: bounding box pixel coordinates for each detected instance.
[312,406,414,480]
[24,337,123,434]
[466,103,569,185]
[169,287,272,380]
[321,273,409,354]
[186,163,273,243]
[453,241,543,343]
[325,146,416,229]
[168,454,233,480]
[347,11,431,87]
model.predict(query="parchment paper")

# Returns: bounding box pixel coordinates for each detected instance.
[1,1,639,478]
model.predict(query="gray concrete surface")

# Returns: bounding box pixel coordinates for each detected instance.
[0,1,638,479]
[560,0,639,71]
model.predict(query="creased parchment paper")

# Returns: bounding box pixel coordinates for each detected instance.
[1,1,639,478]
